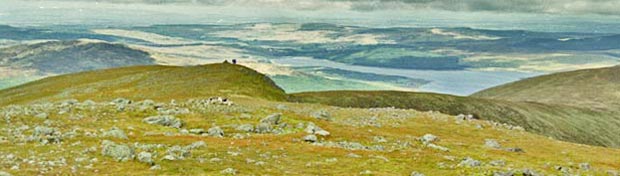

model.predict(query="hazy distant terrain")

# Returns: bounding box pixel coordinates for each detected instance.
[1,23,619,94]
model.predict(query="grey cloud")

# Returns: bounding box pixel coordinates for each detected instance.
[32,0,620,16]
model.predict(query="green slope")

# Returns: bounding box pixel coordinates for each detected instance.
[291,91,620,147]
[0,63,288,105]
[472,66,620,111]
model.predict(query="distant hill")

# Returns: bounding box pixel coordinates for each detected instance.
[0,40,155,74]
[291,91,620,147]
[472,66,620,111]
[0,63,288,105]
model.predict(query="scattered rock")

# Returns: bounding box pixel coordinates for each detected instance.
[489,160,506,166]
[150,165,161,170]
[137,152,154,165]
[304,123,330,136]
[505,147,524,153]
[303,135,318,143]
[255,123,272,134]
[143,115,183,128]
[426,143,449,152]
[236,124,254,133]
[188,128,205,135]
[311,110,332,121]
[207,126,224,137]
[35,113,48,119]
[360,170,373,175]
[493,171,514,176]
[185,141,206,150]
[102,127,128,139]
[347,153,361,158]
[455,114,474,121]
[522,168,540,176]
[220,168,237,175]
[420,134,438,144]
[0,171,12,176]
[101,140,135,162]
[458,157,482,167]
[260,113,282,125]
[410,171,425,176]
[579,162,590,171]
[485,139,501,149]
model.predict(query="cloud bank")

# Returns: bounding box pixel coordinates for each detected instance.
[34,0,620,16]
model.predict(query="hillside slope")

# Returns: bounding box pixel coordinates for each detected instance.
[291,91,620,148]
[472,66,620,111]
[0,63,288,105]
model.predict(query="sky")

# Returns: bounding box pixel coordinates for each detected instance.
[2,0,620,33]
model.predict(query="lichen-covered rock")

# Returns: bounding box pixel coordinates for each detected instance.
[458,157,482,167]
[101,140,135,162]
[220,168,237,175]
[260,113,282,125]
[207,126,224,137]
[143,115,183,128]
[236,124,254,133]
[485,139,501,149]
[420,134,438,144]
[255,123,272,134]
[304,123,330,136]
[35,113,48,119]
[137,152,154,165]
[311,110,332,121]
[102,127,128,139]
[303,135,318,143]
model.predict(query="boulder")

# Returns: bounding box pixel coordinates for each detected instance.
[255,123,272,134]
[303,135,318,143]
[102,127,128,139]
[101,140,135,162]
[235,124,254,133]
[458,157,482,167]
[137,152,154,165]
[410,171,425,176]
[207,126,224,137]
[304,123,330,136]
[420,134,438,144]
[485,139,501,149]
[188,128,205,135]
[143,115,183,128]
[311,110,332,121]
[220,168,237,175]
[35,113,48,119]
[260,113,282,125]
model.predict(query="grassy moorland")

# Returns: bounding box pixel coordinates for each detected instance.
[0,63,619,175]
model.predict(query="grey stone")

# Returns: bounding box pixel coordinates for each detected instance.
[311,110,332,121]
[236,124,254,133]
[304,123,330,136]
[255,123,272,133]
[143,115,183,128]
[260,113,282,125]
[137,152,154,165]
[33,126,56,136]
[303,135,318,143]
[189,128,205,134]
[207,126,224,137]
[220,168,237,175]
[522,168,541,176]
[420,134,438,144]
[185,141,206,150]
[579,162,591,171]
[493,171,514,176]
[458,157,482,167]
[489,160,506,166]
[35,113,48,119]
[165,145,190,160]
[426,143,449,152]
[505,147,524,153]
[102,127,128,139]
[485,139,501,149]
[101,140,135,162]
[150,165,161,170]
[410,171,425,176]
[0,171,12,176]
